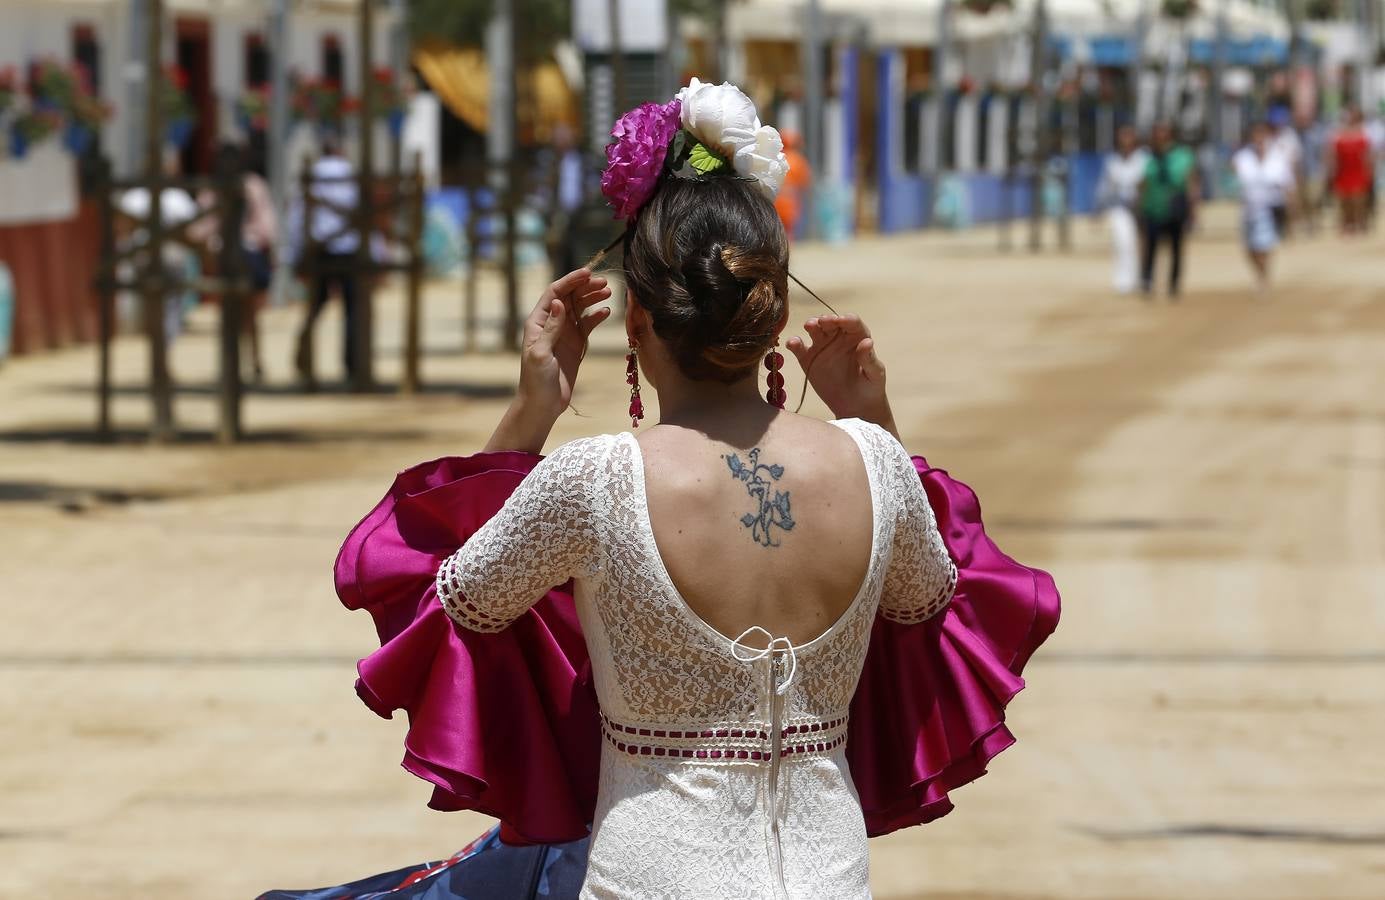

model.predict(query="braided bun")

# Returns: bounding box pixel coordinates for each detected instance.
[623,177,789,382]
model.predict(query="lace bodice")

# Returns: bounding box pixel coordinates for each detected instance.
[437,418,956,899]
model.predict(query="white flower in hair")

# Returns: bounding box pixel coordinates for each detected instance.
[733,124,790,199]
[677,77,790,198]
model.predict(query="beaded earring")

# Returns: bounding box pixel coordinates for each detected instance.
[626,340,645,427]
[764,345,786,408]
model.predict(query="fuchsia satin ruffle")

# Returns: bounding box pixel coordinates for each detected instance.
[336,452,1059,845]
[846,459,1061,836]
[335,452,600,845]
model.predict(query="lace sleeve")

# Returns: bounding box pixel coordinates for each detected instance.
[880,437,957,625]
[436,436,607,633]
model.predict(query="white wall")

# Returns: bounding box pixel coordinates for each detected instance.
[0,4,82,223]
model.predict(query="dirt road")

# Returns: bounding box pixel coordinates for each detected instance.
[2,207,1382,898]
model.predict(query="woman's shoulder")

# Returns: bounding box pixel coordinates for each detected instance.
[544,432,627,465]
[827,416,905,452]
[827,417,918,483]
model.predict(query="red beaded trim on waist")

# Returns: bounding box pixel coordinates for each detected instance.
[600,713,849,761]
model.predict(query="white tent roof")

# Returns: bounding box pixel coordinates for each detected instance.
[726,0,1289,46]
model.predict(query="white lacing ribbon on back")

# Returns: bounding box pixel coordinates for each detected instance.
[729,626,798,695]
[730,625,800,899]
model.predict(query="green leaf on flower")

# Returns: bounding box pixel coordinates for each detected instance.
[666,129,689,169]
[688,142,727,174]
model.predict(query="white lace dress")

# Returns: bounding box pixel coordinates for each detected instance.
[435,418,957,900]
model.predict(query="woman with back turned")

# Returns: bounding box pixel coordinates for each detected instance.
[263,81,1059,900]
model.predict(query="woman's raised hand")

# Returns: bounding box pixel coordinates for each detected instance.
[484,269,612,454]
[518,268,614,414]
[785,314,898,439]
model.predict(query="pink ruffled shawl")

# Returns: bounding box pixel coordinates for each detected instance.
[335,450,1059,844]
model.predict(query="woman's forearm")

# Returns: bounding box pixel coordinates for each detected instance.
[483,399,561,454]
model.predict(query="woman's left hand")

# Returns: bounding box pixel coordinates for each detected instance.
[786,313,899,440]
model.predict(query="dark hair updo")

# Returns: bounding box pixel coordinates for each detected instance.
[622,176,789,383]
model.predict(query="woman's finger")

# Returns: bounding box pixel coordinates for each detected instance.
[550,268,592,296]
[574,286,613,310]
[577,305,612,338]
[536,297,566,349]
[785,336,809,367]
[568,275,606,300]
[855,337,886,382]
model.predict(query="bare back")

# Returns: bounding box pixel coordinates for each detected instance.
[637,414,874,646]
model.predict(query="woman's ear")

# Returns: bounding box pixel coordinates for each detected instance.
[625,293,647,342]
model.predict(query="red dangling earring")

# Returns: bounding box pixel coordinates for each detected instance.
[764,344,786,409]
[626,340,645,428]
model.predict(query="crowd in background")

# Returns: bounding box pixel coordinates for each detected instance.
[1099,102,1384,299]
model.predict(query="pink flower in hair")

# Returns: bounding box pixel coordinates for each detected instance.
[601,99,681,220]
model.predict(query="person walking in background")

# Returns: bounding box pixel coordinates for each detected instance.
[1297,109,1330,236]
[240,151,278,382]
[544,124,586,277]
[1266,106,1302,237]
[291,133,360,387]
[1327,107,1372,235]
[1138,122,1200,300]
[194,143,279,382]
[1233,121,1294,297]
[1096,124,1149,295]
[773,129,812,240]
[117,151,201,346]
[1363,107,1384,231]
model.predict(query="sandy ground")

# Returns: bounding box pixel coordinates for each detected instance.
[1,206,1383,899]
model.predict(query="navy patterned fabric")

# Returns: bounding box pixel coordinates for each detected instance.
[258,826,590,900]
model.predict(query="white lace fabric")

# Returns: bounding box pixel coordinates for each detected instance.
[436,419,957,899]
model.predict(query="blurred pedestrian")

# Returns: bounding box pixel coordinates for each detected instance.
[545,124,586,276]
[1233,121,1294,296]
[1297,110,1330,235]
[292,132,361,386]
[240,149,278,381]
[773,129,812,240]
[118,150,200,343]
[1266,106,1302,237]
[1138,122,1200,300]
[197,143,278,381]
[1364,107,1384,231]
[1096,123,1148,295]
[1327,107,1372,235]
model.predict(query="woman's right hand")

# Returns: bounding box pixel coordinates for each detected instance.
[517,268,612,413]
[786,314,898,440]
[485,268,612,453]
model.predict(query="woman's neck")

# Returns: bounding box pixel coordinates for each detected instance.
[652,372,771,428]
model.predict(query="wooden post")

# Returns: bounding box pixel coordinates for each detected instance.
[94,156,116,439]
[215,146,245,442]
[487,0,520,352]
[401,151,424,394]
[502,159,520,352]
[463,198,479,353]
[1028,0,1050,254]
[353,0,377,393]
[145,0,174,439]
[297,156,318,386]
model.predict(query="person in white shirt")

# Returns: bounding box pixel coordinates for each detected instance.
[1232,121,1295,295]
[1095,124,1149,295]
[117,151,203,343]
[291,133,362,386]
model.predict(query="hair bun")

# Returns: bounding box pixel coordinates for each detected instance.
[622,177,789,382]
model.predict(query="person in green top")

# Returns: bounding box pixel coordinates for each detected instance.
[1138,122,1200,299]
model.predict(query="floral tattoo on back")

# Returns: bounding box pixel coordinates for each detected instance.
[723,448,795,548]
